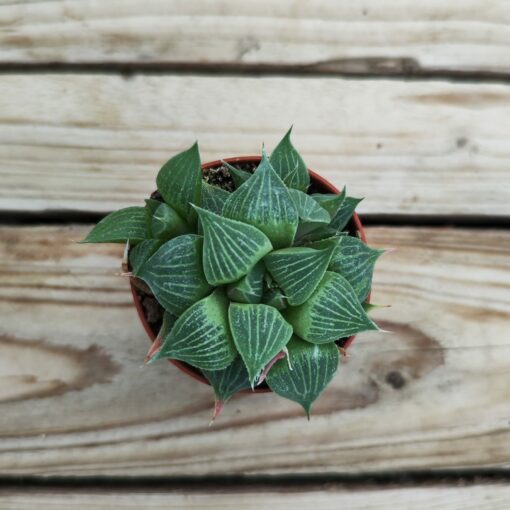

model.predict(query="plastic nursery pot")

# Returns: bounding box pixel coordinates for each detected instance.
[130,155,369,392]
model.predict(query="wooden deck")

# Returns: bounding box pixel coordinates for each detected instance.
[1,1,509,507]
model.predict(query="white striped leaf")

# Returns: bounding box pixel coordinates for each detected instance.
[129,239,163,274]
[156,142,202,222]
[193,206,273,286]
[289,188,331,239]
[289,189,330,224]
[266,336,339,417]
[151,203,191,240]
[330,196,364,232]
[229,303,293,386]
[311,188,346,219]
[222,151,298,248]
[81,207,149,244]
[136,234,212,315]
[269,127,310,191]
[328,236,383,302]
[153,289,236,371]
[203,356,251,404]
[264,242,337,306]
[201,182,230,215]
[222,161,252,188]
[284,271,379,343]
[227,261,265,304]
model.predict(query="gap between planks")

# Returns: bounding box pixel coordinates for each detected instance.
[2,62,510,86]
[1,479,510,510]
[1,210,510,230]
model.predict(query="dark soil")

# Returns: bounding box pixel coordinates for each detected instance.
[202,161,257,192]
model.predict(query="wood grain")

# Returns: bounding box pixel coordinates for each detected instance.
[1,74,510,216]
[0,225,509,476]
[2,483,510,509]
[1,1,510,75]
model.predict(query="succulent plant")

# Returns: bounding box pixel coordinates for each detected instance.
[82,129,384,419]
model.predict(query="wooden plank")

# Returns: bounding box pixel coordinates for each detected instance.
[1,74,510,216]
[1,483,510,509]
[0,225,509,476]
[1,1,510,75]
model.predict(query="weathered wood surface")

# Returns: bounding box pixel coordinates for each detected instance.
[2,483,510,509]
[1,1,510,75]
[1,225,509,476]
[1,74,510,216]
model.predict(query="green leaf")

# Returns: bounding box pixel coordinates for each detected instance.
[328,236,383,302]
[264,242,337,306]
[262,288,288,310]
[153,289,236,371]
[201,182,231,215]
[156,142,202,222]
[203,356,251,404]
[81,207,149,244]
[229,303,293,386]
[145,198,161,216]
[266,336,339,417]
[222,161,252,188]
[289,189,330,224]
[129,239,163,274]
[269,127,310,191]
[289,188,330,238]
[136,234,212,315]
[227,261,265,304]
[151,203,191,240]
[297,226,346,244]
[284,271,379,343]
[159,310,178,337]
[330,196,363,232]
[311,188,346,219]
[193,206,273,285]
[145,310,178,363]
[222,151,298,249]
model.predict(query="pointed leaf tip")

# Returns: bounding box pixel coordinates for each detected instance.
[270,128,309,191]
[145,335,163,364]
[229,303,293,386]
[202,356,251,410]
[82,207,149,244]
[266,337,339,417]
[210,400,225,425]
[156,142,202,220]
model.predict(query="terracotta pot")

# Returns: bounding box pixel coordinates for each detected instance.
[130,155,368,391]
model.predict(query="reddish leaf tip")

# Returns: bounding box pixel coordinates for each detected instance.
[210,400,225,425]
[145,336,163,364]
[257,350,286,386]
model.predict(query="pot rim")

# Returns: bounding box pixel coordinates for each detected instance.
[130,155,368,392]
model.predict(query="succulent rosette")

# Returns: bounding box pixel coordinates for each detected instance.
[83,129,384,419]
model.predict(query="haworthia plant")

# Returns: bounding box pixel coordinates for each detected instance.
[82,129,386,419]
